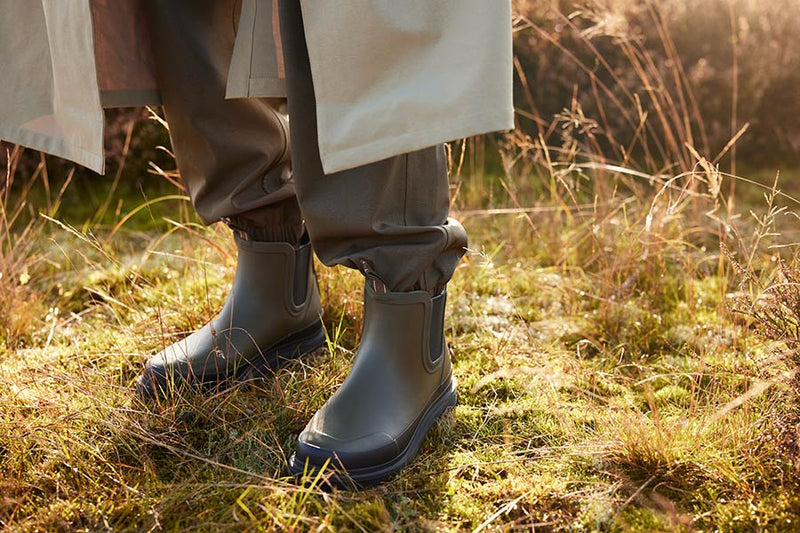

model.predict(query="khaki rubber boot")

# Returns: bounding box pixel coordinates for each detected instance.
[136,232,325,399]
[289,281,457,487]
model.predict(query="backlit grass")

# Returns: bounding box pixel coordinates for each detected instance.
[1,153,798,530]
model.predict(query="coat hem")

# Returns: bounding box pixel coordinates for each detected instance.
[100,89,162,108]
[319,110,514,175]
[0,125,104,174]
[247,77,286,98]
[226,77,286,99]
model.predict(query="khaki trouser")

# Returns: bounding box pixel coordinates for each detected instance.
[141,0,468,293]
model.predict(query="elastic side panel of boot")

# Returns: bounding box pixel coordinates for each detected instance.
[293,241,312,307]
[429,290,446,365]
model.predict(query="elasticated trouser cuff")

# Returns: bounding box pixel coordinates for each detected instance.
[227,204,304,245]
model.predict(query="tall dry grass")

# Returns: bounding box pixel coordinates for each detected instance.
[511,0,800,172]
[467,0,800,503]
[0,146,73,349]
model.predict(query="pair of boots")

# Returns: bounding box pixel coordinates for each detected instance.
[136,230,457,487]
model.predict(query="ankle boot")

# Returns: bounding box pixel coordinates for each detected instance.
[136,232,325,399]
[289,282,458,487]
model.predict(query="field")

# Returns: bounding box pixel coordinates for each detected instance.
[2,1,800,531]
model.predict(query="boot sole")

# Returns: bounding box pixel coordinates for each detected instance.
[136,318,327,400]
[289,374,458,489]
[235,319,328,380]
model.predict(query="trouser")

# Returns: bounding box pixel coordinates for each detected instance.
[142,0,467,293]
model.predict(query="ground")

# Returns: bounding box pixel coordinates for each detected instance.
[1,150,799,532]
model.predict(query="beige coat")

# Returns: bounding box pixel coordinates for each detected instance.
[0,0,513,174]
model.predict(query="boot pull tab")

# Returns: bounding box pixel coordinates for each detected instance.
[221,216,250,241]
[358,260,389,294]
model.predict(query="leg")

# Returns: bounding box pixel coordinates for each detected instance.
[142,0,302,243]
[296,142,467,294]
[135,0,325,399]
[282,52,467,291]
[278,0,465,486]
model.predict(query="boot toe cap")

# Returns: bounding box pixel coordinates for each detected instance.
[136,339,202,399]
[135,366,166,399]
[294,426,400,472]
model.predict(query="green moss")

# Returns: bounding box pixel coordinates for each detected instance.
[654,385,692,408]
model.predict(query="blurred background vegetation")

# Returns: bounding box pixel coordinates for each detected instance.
[512,0,800,172]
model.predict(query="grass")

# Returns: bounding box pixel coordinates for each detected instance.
[1,142,799,531]
[3,1,800,529]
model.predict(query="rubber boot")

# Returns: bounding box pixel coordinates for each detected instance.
[136,232,325,399]
[289,281,458,487]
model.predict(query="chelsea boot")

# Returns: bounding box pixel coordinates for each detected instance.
[290,282,457,487]
[136,232,325,399]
